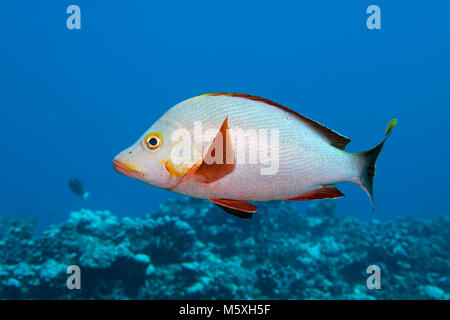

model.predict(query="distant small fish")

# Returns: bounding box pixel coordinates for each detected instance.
[113,93,397,218]
[68,178,89,200]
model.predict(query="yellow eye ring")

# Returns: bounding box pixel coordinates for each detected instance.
[145,132,162,150]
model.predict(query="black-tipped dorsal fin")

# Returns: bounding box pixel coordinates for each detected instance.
[286,185,345,201]
[203,93,351,150]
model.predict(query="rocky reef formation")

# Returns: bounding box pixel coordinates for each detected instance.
[0,197,448,299]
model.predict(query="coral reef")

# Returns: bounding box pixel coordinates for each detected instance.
[0,197,448,299]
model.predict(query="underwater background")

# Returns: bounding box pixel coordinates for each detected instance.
[0,1,449,299]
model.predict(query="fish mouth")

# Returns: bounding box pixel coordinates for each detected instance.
[113,159,144,179]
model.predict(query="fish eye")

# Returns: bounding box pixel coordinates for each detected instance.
[145,132,162,150]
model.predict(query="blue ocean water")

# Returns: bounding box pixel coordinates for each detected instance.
[0,1,449,300]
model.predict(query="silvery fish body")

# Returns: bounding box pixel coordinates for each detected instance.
[166,94,356,200]
[114,93,396,217]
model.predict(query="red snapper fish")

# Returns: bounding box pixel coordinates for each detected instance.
[113,93,397,218]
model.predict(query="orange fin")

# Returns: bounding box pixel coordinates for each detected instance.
[203,93,350,150]
[209,198,257,219]
[286,185,345,201]
[195,117,235,183]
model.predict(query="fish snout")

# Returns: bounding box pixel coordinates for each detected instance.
[113,158,144,178]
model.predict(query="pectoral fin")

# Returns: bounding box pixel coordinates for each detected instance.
[195,117,235,183]
[286,185,345,201]
[209,198,257,219]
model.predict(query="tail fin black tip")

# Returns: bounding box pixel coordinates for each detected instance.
[358,119,397,212]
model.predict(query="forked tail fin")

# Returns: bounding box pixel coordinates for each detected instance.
[357,119,397,211]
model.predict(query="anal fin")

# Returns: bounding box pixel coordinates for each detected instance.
[286,185,345,201]
[209,198,257,219]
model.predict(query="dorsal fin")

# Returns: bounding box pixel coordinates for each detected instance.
[195,117,235,183]
[286,185,345,201]
[202,93,351,150]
